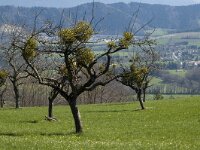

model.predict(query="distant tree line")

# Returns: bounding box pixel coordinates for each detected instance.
[150,69,200,94]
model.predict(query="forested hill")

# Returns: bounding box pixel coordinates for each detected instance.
[0,2,200,34]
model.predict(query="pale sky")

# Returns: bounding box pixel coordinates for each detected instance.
[0,0,200,8]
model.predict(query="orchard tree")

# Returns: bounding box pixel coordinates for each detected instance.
[0,28,29,109]
[119,46,159,110]
[1,24,58,110]
[8,13,153,132]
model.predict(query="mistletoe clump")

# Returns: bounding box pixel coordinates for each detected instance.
[119,32,134,48]
[76,48,95,66]
[23,37,37,60]
[74,21,93,42]
[58,21,93,45]
[0,70,8,86]
[122,64,148,87]
[107,41,117,49]
[59,28,76,44]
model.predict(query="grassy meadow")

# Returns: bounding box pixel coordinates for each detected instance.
[0,97,200,149]
[167,69,187,77]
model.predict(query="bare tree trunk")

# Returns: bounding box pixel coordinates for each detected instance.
[69,99,83,133]
[12,80,20,109]
[47,89,58,118]
[137,89,145,110]
[143,88,146,102]
[0,93,4,108]
[48,99,53,118]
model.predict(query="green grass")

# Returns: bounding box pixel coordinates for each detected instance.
[151,77,163,85]
[147,28,173,37]
[188,40,200,46]
[167,69,187,77]
[156,32,200,46]
[0,97,200,149]
[146,94,200,100]
[157,38,170,45]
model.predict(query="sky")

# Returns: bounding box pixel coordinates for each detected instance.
[0,0,200,8]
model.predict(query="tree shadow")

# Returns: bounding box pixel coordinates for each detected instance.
[133,107,154,111]
[0,131,77,137]
[84,109,131,113]
[0,132,23,137]
[0,108,23,110]
[133,108,143,111]
[85,107,154,113]
[19,120,39,124]
[40,131,76,136]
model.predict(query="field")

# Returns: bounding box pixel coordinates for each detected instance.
[155,32,200,46]
[167,69,187,77]
[0,97,200,149]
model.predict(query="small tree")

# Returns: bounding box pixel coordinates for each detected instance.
[1,32,29,109]
[119,46,159,110]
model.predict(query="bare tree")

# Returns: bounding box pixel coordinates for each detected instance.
[0,29,29,108]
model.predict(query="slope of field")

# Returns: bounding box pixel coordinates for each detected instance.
[0,97,200,149]
[155,32,200,45]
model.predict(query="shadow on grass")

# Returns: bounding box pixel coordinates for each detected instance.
[133,108,144,111]
[85,107,154,113]
[19,120,39,124]
[0,131,77,137]
[0,108,23,110]
[84,109,131,113]
[40,132,75,136]
[0,132,23,137]
[93,102,133,107]
[133,107,154,111]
